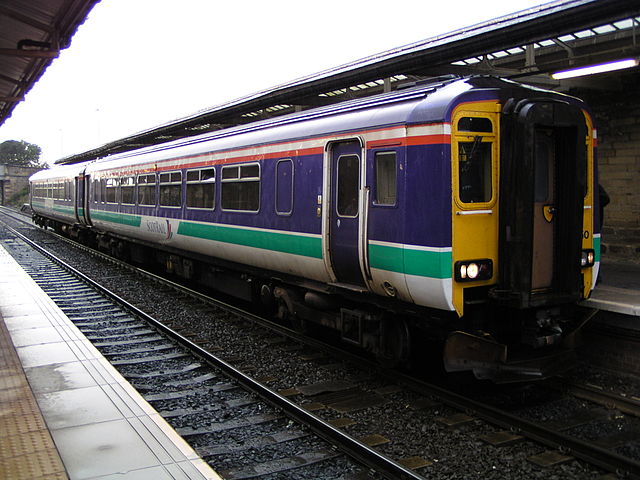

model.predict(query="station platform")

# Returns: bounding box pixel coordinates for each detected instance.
[0,244,221,480]
[583,261,640,318]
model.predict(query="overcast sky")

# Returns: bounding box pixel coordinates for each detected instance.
[0,0,550,165]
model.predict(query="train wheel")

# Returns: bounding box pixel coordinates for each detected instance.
[377,318,410,367]
[273,286,307,332]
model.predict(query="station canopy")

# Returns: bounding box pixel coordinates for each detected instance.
[4,0,639,165]
[0,0,99,127]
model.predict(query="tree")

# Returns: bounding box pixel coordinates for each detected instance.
[0,140,44,168]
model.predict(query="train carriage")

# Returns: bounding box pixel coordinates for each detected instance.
[30,162,91,228]
[30,77,599,381]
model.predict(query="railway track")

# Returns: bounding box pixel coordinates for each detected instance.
[2,206,640,479]
[0,214,416,479]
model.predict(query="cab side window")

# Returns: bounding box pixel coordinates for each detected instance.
[457,117,493,204]
[374,151,397,206]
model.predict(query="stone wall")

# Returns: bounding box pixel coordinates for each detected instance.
[0,165,41,206]
[571,74,640,263]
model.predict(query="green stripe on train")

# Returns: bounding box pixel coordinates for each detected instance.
[91,210,142,227]
[369,243,452,279]
[53,205,74,214]
[177,221,323,259]
[594,235,601,262]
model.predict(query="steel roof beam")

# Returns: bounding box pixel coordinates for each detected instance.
[0,48,59,58]
[0,73,26,87]
[0,5,55,33]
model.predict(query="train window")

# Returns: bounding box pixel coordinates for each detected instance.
[202,169,215,181]
[159,171,182,207]
[159,172,181,183]
[186,168,216,209]
[374,152,397,205]
[458,117,493,133]
[137,173,156,206]
[106,178,117,203]
[275,159,294,215]
[534,138,550,202]
[458,139,492,203]
[337,155,359,217]
[241,164,259,178]
[121,177,135,205]
[221,164,260,212]
[222,167,237,180]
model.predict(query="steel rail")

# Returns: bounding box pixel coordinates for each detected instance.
[0,218,426,480]
[550,378,640,418]
[399,374,640,479]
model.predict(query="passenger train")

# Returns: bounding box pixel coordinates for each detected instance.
[30,76,600,381]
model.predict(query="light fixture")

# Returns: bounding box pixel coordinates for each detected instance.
[454,259,493,282]
[551,58,639,80]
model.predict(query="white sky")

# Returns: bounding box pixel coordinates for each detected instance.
[0,0,551,165]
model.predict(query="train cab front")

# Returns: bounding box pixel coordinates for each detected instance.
[444,89,598,382]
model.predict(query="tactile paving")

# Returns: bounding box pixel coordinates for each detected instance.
[0,315,68,480]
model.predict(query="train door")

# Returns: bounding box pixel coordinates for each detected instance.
[74,175,84,223]
[451,105,501,316]
[497,100,587,308]
[326,140,366,287]
[83,173,92,226]
[74,174,91,225]
[531,129,555,290]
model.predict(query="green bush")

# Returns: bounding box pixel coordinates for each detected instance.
[6,186,29,207]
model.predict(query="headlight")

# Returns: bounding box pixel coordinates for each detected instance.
[455,259,493,282]
[581,249,595,268]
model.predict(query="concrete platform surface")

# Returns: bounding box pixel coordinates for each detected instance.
[584,261,640,317]
[0,244,221,480]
